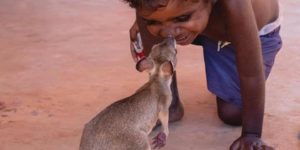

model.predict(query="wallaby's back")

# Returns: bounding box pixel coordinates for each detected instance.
[80,82,161,150]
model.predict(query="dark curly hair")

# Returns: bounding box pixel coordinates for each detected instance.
[122,0,169,10]
[122,0,208,10]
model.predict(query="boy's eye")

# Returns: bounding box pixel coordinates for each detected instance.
[175,15,191,22]
[143,19,161,26]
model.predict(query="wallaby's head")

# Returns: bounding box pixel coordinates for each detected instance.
[136,36,177,78]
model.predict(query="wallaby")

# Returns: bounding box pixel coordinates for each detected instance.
[79,37,177,150]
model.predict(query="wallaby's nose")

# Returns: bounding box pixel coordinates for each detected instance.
[165,35,176,49]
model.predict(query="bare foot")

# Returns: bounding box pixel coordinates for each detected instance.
[152,132,166,149]
[169,100,184,122]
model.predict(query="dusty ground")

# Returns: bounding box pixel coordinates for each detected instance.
[0,0,299,150]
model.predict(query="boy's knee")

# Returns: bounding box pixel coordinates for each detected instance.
[218,110,242,126]
[217,97,242,126]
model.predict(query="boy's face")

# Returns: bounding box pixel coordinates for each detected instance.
[137,0,212,45]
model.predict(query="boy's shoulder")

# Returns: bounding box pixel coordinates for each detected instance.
[205,0,279,40]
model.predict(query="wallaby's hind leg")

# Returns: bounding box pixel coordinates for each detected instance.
[88,129,151,150]
[123,131,151,150]
[128,140,151,150]
[80,122,151,150]
[79,123,95,150]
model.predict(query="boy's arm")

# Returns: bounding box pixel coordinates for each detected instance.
[129,12,163,62]
[220,0,265,139]
[135,11,164,56]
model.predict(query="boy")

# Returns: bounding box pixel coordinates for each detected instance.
[124,0,281,149]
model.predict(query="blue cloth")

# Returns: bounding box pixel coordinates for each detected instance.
[192,27,282,106]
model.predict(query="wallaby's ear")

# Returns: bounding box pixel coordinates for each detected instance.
[160,61,174,75]
[136,57,154,72]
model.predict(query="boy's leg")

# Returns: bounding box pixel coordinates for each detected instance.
[136,13,184,122]
[169,72,184,122]
[198,27,282,126]
[199,36,244,126]
[216,97,242,126]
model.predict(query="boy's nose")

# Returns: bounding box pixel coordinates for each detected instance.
[159,25,180,38]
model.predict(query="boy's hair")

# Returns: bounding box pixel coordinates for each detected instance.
[123,0,207,10]
[122,0,169,10]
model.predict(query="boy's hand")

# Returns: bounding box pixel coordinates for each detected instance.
[129,20,139,63]
[230,135,275,150]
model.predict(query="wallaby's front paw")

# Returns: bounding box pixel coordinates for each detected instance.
[152,132,167,149]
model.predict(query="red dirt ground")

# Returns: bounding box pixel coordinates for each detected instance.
[0,0,299,149]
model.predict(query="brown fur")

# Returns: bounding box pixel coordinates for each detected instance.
[79,37,177,150]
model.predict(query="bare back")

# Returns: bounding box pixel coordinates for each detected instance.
[203,0,280,41]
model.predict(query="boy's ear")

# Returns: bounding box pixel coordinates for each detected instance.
[160,61,174,75]
[136,57,154,72]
